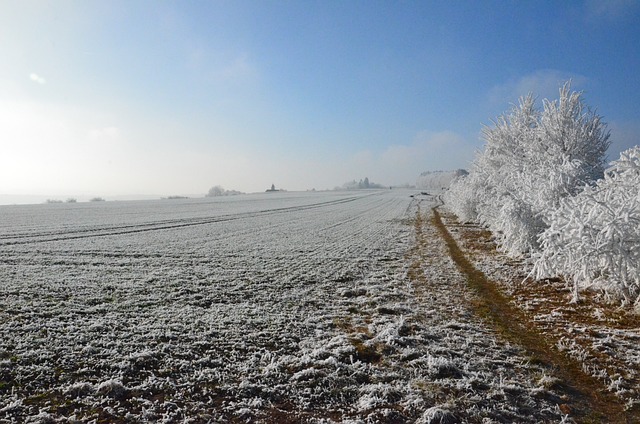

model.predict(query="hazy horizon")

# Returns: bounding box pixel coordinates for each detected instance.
[2,1,639,200]
[0,185,403,206]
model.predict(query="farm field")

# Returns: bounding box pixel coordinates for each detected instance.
[0,190,594,422]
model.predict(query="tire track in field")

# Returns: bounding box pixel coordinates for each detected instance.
[0,195,370,246]
[0,193,397,275]
[431,205,629,423]
[321,195,409,260]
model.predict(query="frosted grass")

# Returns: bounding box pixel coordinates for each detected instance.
[1,191,565,422]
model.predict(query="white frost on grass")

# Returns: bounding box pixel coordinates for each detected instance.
[416,405,457,424]
[0,192,567,422]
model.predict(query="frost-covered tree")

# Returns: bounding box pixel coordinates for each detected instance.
[417,169,467,190]
[445,82,610,256]
[538,84,610,181]
[207,185,225,197]
[341,178,385,190]
[533,146,640,307]
[206,185,243,196]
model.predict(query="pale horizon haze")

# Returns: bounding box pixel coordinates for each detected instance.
[1,1,639,203]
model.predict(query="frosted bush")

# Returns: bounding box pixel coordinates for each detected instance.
[485,195,543,257]
[444,172,485,223]
[417,169,468,191]
[445,82,610,256]
[534,146,640,307]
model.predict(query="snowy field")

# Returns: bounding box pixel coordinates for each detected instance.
[1,191,568,422]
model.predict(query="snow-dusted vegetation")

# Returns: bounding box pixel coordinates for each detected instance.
[0,191,570,422]
[443,82,640,306]
[206,185,243,197]
[416,170,467,191]
[445,82,610,256]
[534,146,640,308]
[340,177,385,190]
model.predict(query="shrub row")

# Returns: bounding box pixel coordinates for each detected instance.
[444,82,639,309]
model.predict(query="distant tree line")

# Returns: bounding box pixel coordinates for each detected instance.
[206,185,244,197]
[45,198,78,204]
[340,177,385,190]
[44,197,105,204]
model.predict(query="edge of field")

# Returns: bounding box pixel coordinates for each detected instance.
[432,204,640,424]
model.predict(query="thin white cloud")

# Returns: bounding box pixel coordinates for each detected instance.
[186,43,257,83]
[488,69,588,107]
[217,53,255,80]
[584,0,639,23]
[29,73,46,84]
[321,131,476,188]
[380,130,474,176]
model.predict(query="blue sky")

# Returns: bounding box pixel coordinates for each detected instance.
[1,0,639,199]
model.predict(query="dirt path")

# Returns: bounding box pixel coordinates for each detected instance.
[394,200,567,423]
[430,204,631,423]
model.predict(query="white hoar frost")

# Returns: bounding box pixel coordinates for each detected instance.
[1,191,567,422]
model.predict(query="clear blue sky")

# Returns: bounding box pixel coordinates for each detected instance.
[1,0,639,198]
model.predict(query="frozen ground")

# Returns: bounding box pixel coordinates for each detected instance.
[440,208,640,420]
[1,191,570,422]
